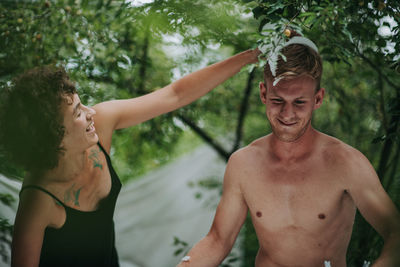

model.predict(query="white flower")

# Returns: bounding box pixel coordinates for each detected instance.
[181,256,191,262]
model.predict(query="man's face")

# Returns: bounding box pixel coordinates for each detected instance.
[260,75,324,142]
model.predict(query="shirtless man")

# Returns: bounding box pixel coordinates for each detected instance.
[177,35,400,267]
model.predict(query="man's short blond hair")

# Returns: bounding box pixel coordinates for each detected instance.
[264,44,323,92]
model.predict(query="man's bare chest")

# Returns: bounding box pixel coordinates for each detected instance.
[241,165,356,233]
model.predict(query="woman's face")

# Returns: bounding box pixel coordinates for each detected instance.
[61,93,98,153]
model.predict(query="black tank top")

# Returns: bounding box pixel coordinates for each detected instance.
[19,142,122,267]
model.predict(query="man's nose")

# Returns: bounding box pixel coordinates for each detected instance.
[280,103,295,120]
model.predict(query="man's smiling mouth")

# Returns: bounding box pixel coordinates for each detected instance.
[277,119,297,126]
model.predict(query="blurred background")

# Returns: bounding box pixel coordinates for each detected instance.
[0,0,399,266]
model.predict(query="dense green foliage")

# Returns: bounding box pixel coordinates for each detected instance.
[0,0,399,266]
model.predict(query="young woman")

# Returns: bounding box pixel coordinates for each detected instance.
[0,49,260,267]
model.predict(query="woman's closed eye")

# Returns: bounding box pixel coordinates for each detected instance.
[77,108,83,117]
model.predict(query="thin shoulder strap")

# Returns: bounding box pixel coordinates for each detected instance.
[20,185,66,207]
[97,142,108,157]
[97,142,112,163]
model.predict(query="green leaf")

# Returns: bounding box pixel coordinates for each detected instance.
[304,15,317,26]
[174,248,184,256]
[252,6,264,19]
[228,257,239,262]
[267,3,285,14]
[258,17,270,32]
[0,194,15,206]
[298,12,316,18]
[377,38,386,47]
[382,21,391,28]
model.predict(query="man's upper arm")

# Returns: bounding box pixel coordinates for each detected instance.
[208,151,249,249]
[347,150,400,239]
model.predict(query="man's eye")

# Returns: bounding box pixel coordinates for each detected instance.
[295,101,305,105]
[271,99,283,103]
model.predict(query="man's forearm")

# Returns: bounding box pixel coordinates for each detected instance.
[177,234,231,267]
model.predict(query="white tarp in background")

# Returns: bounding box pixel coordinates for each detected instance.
[0,145,243,267]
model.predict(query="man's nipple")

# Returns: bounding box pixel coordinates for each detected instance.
[256,211,262,217]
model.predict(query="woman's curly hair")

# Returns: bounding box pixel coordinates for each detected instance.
[0,66,76,175]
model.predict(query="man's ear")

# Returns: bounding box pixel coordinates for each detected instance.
[259,82,267,104]
[314,87,325,110]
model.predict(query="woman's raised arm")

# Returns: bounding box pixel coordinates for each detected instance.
[93,49,260,132]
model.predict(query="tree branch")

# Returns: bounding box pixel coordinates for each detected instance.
[231,69,256,153]
[176,114,230,161]
[377,103,400,181]
[383,140,400,190]
[377,73,388,132]
[357,51,400,93]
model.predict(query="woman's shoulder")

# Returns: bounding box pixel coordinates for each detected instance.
[18,180,66,229]
[12,180,66,266]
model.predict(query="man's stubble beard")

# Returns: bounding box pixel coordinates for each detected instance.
[269,117,312,143]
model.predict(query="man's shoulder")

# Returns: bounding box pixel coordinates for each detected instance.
[231,136,269,159]
[318,132,369,167]
[226,136,270,174]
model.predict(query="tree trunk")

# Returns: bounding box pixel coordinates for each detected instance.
[176,114,230,161]
[231,69,256,153]
[176,70,257,162]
